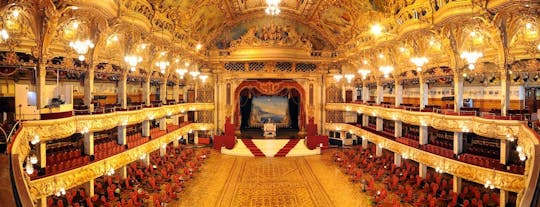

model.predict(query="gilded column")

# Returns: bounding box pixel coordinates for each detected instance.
[453,132,463,155]
[84,64,95,112]
[375,80,383,104]
[501,70,510,116]
[83,132,94,158]
[394,78,403,107]
[453,175,462,193]
[143,76,151,106]
[362,82,369,103]
[419,73,428,109]
[36,61,47,110]
[453,73,464,112]
[118,72,128,109]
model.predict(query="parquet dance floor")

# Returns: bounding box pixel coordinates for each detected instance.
[171,153,371,207]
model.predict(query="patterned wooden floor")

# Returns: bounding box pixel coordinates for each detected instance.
[170,152,371,207]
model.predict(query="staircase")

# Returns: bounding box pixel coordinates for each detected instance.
[241,139,265,157]
[274,139,300,157]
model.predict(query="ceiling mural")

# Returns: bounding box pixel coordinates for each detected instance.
[230,0,317,16]
[213,17,333,50]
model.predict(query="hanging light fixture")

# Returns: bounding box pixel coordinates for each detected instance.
[30,135,40,145]
[410,57,428,72]
[25,157,34,175]
[460,51,483,70]
[371,24,384,36]
[344,74,355,83]
[0,29,9,40]
[69,39,94,61]
[189,70,200,79]
[199,74,209,83]
[124,55,142,72]
[176,68,188,79]
[379,65,394,78]
[155,61,169,74]
[333,74,343,82]
[358,69,371,80]
[265,0,281,15]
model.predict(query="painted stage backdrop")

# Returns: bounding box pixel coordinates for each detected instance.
[249,96,290,128]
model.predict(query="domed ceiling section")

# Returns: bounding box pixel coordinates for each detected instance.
[153,0,388,49]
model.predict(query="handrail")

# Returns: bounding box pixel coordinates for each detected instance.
[5,121,20,149]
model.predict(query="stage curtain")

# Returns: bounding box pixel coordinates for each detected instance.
[240,96,252,129]
[289,96,299,129]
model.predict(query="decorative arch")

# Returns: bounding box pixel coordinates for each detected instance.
[234,79,306,131]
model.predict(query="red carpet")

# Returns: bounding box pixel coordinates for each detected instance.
[274,139,300,157]
[241,139,265,157]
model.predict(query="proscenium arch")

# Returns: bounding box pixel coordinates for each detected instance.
[233,79,307,132]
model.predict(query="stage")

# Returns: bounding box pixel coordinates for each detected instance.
[221,138,321,157]
[240,128,300,139]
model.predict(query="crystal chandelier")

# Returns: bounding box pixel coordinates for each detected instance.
[176,68,188,79]
[25,157,34,175]
[333,74,343,82]
[410,57,428,72]
[0,29,9,41]
[199,74,208,83]
[265,0,281,15]
[379,65,394,78]
[344,74,355,83]
[124,55,142,72]
[358,69,371,80]
[460,51,483,70]
[155,61,169,74]
[189,71,200,79]
[69,39,94,61]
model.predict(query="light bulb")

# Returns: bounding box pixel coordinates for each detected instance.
[517,146,523,152]
[30,155,38,164]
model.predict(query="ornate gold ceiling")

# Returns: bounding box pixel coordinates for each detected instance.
[0,0,538,80]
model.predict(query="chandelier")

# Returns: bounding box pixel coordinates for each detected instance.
[0,29,9,41]
[379,65,394,78]
[265,0,281,15]
[124,55,142,72]
[460,51,483,70]
[155,61,169,74]
[410,57,428,72]
[333,74,343,82]
[199,74,209,83]
[357,69,371,80]
[176,68,188,79]
[189,70,200,79]
[69,39,94,61]
[344,74,355,83]
[24,157,34,175]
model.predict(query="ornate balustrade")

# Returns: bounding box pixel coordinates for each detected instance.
[326,103,537,154]
[325,102,540,206]
[17,103,213,143]
[24,123,212,199]
[326,123,538,206]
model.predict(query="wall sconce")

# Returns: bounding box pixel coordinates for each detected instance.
[30,135,40,145]
[55,187,67,197]
[484,180,495,189]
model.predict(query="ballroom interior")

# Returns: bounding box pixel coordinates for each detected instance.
[0,0,539,207]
